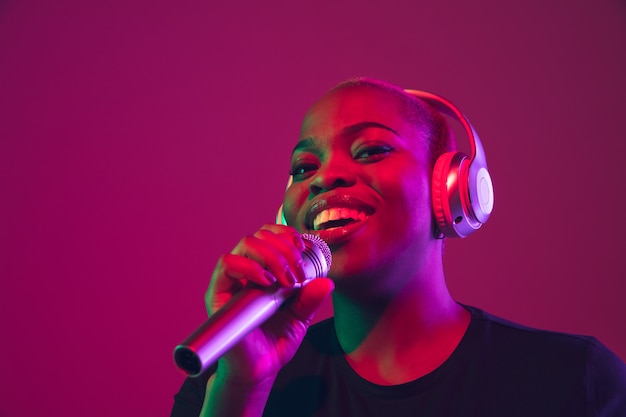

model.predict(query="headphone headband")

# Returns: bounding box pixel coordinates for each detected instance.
[403,90,486,166]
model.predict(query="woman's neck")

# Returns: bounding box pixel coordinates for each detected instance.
[331,269,470,385]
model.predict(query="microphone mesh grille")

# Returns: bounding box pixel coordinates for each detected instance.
[302,233,332,272]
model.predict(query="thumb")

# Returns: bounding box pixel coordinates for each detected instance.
[287,278,334,326]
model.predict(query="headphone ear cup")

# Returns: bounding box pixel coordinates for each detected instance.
[432,150,485,238]
[431,152,460,238]
[276,204,287,225]
[468,165,494,224]
[275,176,293,226]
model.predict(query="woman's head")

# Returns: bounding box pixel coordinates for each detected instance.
[281,78,454,286]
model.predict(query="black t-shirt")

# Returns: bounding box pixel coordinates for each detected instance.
[171,305,626,417]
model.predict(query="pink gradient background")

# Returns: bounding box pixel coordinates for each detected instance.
[1,1,625,415]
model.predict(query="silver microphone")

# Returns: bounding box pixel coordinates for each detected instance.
[173,233,332,377]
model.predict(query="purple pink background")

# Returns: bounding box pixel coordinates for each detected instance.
[1,1,625,416]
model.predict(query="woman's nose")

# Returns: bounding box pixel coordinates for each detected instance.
[308,159,357,195]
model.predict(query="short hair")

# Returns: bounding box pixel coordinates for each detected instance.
[328,77,456,169]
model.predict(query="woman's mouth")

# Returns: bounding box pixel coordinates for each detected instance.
[312,207,369,231]
[304,196,376,246]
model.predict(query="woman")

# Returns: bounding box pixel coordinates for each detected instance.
[172,78,626,417]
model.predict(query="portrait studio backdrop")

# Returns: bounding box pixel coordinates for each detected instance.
[1,1,625,416]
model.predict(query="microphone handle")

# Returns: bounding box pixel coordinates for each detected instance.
[174,233,331,377]
[174,282,302,377]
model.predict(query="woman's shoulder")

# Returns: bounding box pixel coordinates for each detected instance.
[463,304,626,380]
[465,304,604,350]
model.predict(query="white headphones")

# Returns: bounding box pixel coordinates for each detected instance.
[276,89,494,239]
[405,90,493,238]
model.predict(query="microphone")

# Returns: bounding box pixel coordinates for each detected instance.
[173,233,332,377]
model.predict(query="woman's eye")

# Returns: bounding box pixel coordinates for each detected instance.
[289,162,318,180]
[354,145,394,161]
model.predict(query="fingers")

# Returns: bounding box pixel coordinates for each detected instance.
[220,253,277,286]
[234,229,306,286]
[259,224,306,252]
[206,225,309,314]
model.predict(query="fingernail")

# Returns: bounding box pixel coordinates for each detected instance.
[296,260,307,282]
[292,235,305,251]
[285,267,297,286]
[263,270,277,285]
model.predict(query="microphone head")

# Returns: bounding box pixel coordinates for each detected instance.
[301,234,332,278]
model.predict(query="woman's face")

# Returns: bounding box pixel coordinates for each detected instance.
[283,86,436,285]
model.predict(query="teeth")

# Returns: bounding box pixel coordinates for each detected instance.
[312,208,368,230]
[319,210,329,225]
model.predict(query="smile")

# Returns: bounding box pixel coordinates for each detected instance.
[304,195,376,246]
[312,207,369,231]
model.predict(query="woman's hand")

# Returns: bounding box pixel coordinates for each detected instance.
[205,224,334,384]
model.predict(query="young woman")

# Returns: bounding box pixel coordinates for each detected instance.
[172,78,626,417]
